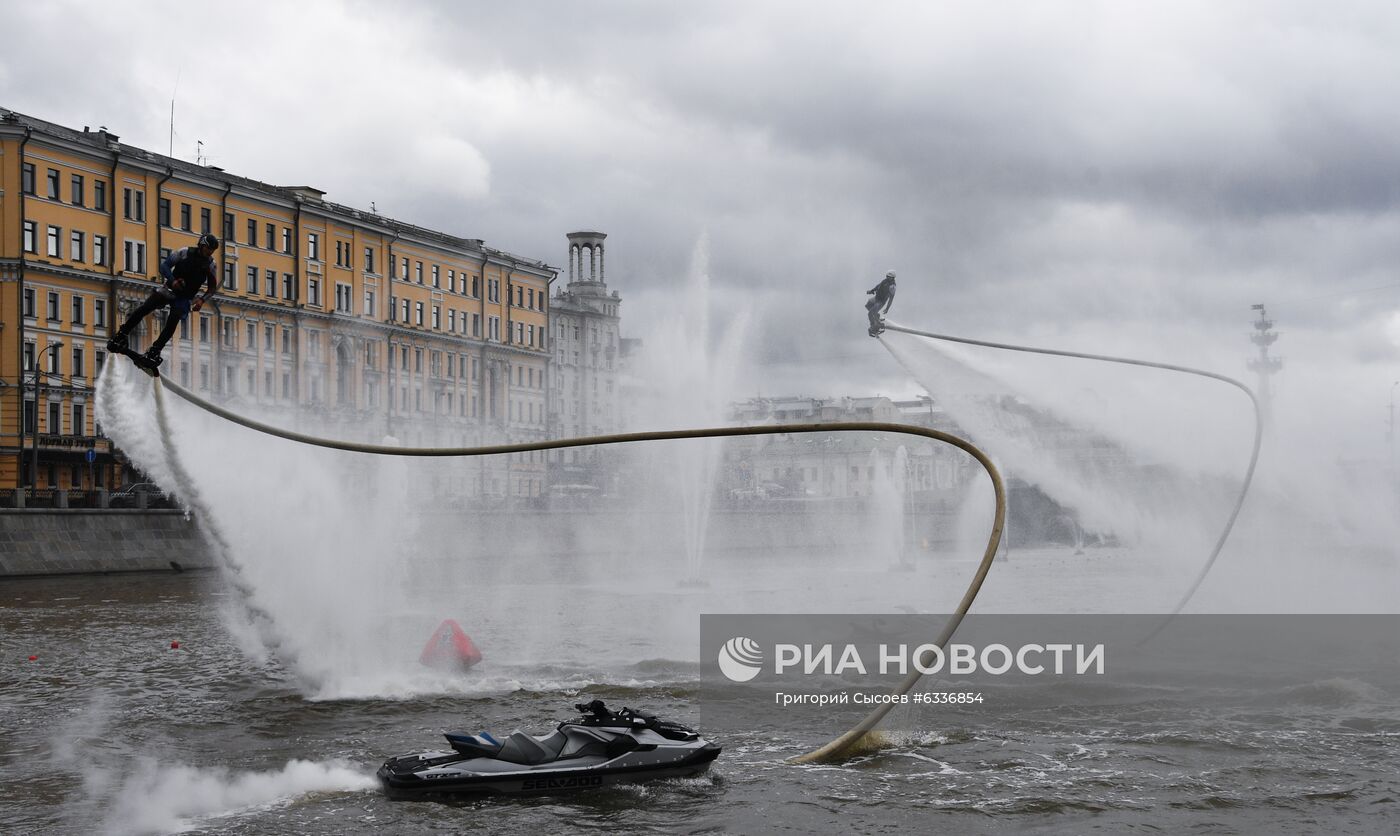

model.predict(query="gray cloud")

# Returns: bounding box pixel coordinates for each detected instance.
[5,0,1400,397]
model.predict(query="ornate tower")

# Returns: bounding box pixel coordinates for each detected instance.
[550,232,624,487]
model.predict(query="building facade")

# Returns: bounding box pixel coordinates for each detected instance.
[547,231,624,489]
[0,108,555,498]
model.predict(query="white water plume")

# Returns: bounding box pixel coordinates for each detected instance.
[630,234,753,582]
[97,362,440,697]
[50,693,374,836]
[879,322,1400,613]
[100,758,374,835]
[883,330,1226,561]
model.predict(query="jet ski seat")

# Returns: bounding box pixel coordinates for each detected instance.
[496,730,568,765]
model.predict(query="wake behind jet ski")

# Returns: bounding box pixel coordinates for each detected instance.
[377,700,721,798]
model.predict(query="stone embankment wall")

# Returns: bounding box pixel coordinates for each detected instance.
[0,510,213,577]
[0,504,963,578]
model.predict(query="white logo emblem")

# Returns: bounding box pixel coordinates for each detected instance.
[718,636,764,682]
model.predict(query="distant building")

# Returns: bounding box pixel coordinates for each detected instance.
[723,395,969,500]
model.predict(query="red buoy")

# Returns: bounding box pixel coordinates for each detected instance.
[419,619,482,672]
[28,655,37,661]
[170,641,180,650]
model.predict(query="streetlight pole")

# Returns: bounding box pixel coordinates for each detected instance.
[28,341,64,491]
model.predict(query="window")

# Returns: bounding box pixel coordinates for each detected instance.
[432,265,440,288]
[472,312,480,337]
[47,225,61,257]
[199,315,210,343]
[95,299,107,328]
[264,324,273,350]
[223,264,236,290]
[71,296,85,325]
[448,269,456,293]
[23,288,35,318]
[432,305,440,329]
[70,230,85,262]
[281,228,291,254]
[23,221,37,253]
[93,235,108,266]
[246,265,257,291]
[448,310,456,332]
[94,181,107,211]
[365,247,375,273]
[70,174,84,206]
[488,278,499,302]
[73,403,86,436]
[400,298,409,322]
[415,261,423,284]
[158,198,171,227]
[201,207,211,234]
[488,315,500,341]
[47,292,60,322]
[335,283,352,313]
[414,348,422,372]
[46,168,60,199]
[265,269,277,297]
[23,341,35,371]
[265,223,275,250]
[72,348,85,379]
[21,163,35,194]
[307,232,320,260]
[247,218,257,246]
[401,257,409,280]
[415,301,424,326]
[181,203,192,231]
[282,328,291,354]
[308,277,321,307]
[222,318,235,348]
[364,289,376,317]
[282,273,293,299]
[223,212,235,240]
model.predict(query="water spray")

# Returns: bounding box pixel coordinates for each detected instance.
[142,375,1007,763]
[876,319,1263,627]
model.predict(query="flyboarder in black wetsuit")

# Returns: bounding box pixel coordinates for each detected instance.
[108,233,219,368]
[867,271,896,336]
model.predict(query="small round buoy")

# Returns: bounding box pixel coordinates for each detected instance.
[28,655,38,661]
[170,641,180,650]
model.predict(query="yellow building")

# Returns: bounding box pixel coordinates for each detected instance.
[0,108,555,499]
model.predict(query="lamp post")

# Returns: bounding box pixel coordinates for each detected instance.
[28,341,64,490]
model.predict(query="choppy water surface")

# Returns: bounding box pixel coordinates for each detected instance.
[2,565,1397,835]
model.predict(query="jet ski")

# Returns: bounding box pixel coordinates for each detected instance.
[377,700,721,797]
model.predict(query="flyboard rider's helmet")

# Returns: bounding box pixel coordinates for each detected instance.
[197,233,220,251]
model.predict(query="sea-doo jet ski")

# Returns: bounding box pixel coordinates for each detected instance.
[377,700,721,797]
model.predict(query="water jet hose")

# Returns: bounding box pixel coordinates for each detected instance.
[878,319,1262,622]
[151,376,1006,762]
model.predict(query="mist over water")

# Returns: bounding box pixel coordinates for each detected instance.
[878,324,1400,613]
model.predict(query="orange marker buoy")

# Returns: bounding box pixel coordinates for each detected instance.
[419,619,482,672]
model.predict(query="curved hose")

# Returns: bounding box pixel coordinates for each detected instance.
[879,319,1262,621]
[152,375,1005,762]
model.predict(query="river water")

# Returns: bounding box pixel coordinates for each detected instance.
[3,546,1397,836]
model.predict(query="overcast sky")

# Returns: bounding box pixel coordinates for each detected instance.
[6,1,1400,420]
